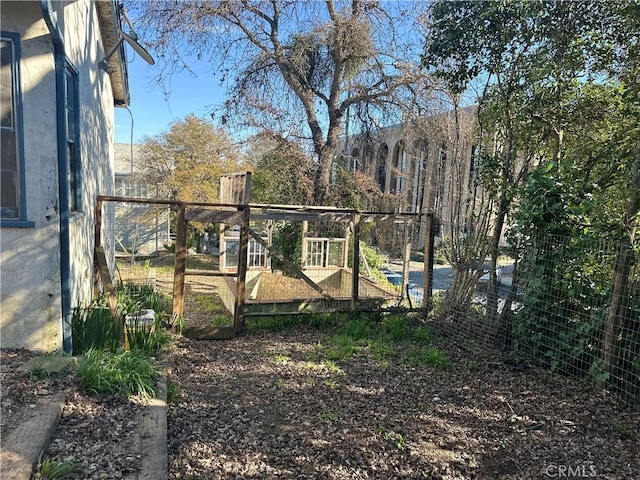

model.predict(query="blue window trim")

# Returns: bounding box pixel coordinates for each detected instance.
[64,59,82,214]
[1,31,33,228]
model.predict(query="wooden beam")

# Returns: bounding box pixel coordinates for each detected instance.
[186,208,244,225]
[94,246,119,324]
[249,211,354,222]
[184,270,236,277]
[172,205,187,327]
[233,207,250,332]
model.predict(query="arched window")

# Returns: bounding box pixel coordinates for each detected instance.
[409,140,428,213]
[375,144,388,192]
[362,143,374,174]
[391,141,406,194]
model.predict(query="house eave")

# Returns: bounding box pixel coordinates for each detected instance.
[95,0,130,107]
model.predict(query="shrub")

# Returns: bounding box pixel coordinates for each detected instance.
[71,307,121,355]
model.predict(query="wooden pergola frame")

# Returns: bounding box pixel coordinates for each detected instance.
[93,195,435,337]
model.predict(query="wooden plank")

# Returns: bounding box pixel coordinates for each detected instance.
[172,205,187,327]
[185,208,244,225]
[94,246,119,322]
[184,270,236,277]
[247,227,334,300]
[220,172,252,204]
[233,207,250,332]
[249,211,354,222]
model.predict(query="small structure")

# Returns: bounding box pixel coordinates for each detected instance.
[113,143,171,256]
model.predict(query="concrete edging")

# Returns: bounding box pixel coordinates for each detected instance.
[0,392,65,480]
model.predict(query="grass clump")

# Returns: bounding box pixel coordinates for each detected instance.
[300,312,447,367]
[78,348,157,399]
[27,365,51,381]
[408,346,448,369]
[125,317,171,353]
[71,306,121,355]
[72,282,172,355]
[35,457,80,480]
[250,311,448,368]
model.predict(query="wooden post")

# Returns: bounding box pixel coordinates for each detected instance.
[93,198,103,298]
[423,213,434,305]
[351,214,361,311]
[343,222,351,269]
[94,246,119,321]
[402,218,412,301]
[301,221,308,269]
[172,205,187,327]
[233,206,250,333]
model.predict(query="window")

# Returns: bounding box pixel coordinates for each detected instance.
[305,238,345,268]
[306,239,324,267]
[65,61,80,212]
[1,33,30,225]
[247,240,266,268]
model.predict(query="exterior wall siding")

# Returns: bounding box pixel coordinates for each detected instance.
[1,3,63,350]
[0,0,117,350]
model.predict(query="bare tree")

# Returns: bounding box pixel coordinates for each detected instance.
[135,0,430,205]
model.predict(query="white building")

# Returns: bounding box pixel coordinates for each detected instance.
[1,1,140,351]
[113,143,171,256]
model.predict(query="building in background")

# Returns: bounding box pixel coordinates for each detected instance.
[336,108,481,253]
[113,143,171,257]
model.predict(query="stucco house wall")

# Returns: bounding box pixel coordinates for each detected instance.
[1,0,125,351]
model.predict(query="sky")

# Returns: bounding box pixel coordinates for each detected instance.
[114,50,226,145]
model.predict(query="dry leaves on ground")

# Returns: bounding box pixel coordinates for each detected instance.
[166,329,639,480]
[2,326,639,480]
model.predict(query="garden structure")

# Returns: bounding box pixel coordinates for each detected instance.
[93,194,431,340]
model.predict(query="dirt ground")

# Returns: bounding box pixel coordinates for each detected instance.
[165,328,639,480]
[1,266,638,479]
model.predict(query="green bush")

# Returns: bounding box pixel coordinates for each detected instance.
[73,283,171,354]
[125,318,171,353]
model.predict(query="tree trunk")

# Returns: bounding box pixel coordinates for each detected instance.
[601,243,634,387]
[315,148,334,205]
[601,142,640,387]
[314,119,343,205]
[486,204,507,343]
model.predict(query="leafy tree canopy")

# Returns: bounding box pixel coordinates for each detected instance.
[136,114,246,203]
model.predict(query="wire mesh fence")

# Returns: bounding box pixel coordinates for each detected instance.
[98,197,426,336]
[432,231,640,407]
[98,196,639,405]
